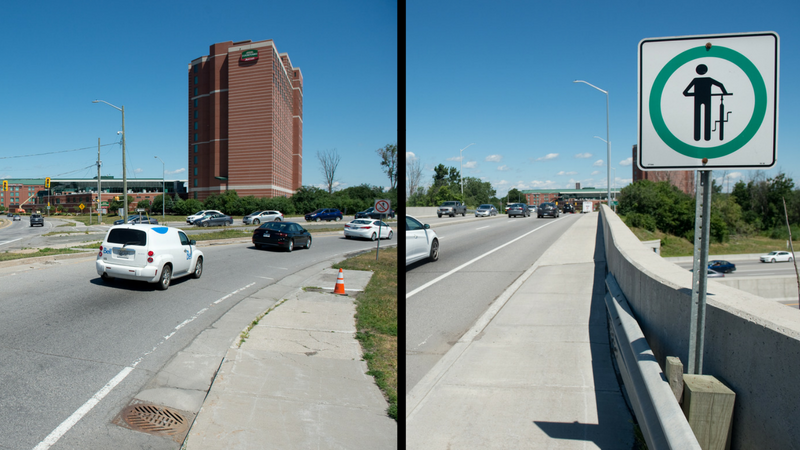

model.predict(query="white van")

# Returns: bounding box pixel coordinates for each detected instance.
[96,224,204,290]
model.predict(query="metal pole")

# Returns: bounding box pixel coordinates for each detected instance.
[605,91,611,211]
[689,170,712,374]
[98,138,102,224]
[783,197,800,309]
[121,105,127,223]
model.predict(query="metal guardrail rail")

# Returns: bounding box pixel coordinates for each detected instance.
[605,273,701,450]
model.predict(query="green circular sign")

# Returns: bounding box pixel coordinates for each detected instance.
[649,45,767,159]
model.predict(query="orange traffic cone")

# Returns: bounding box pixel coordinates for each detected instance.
[333,268,346,295]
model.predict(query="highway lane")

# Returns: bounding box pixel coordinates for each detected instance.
[673,258,800,278]
[0,232,391,450]
[405,213,582,394]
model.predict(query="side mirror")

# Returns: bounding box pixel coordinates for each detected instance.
[424,224,431,229]
[190,240,196,245]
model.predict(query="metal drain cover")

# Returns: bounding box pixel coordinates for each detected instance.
[112,400,194,443]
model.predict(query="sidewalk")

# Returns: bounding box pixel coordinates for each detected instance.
[185,268,397,449]
[407,213,634,449]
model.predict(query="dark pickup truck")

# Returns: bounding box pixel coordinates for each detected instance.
[30,213,44,227]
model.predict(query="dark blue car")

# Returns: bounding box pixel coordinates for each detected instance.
[304,208,343,222]
[708,260,736,274]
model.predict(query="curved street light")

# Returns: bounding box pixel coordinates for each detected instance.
[574,80,611,210]
[93,100,127,222]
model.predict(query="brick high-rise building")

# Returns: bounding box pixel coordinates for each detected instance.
[189,39,303,201]
[632,145,695,195]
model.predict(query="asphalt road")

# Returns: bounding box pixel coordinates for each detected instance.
[405,213,581,395]
[0,228,393,450]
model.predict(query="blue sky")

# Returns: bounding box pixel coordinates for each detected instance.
[0,1,397,192]
[407,0,800,197]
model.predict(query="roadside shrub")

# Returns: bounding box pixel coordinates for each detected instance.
[624,212,657,232]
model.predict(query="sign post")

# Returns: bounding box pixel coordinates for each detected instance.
[374,199,391,260]
[639,32,779,375]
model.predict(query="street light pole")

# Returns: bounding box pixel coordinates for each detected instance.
[459,143,475,201]
[574,80,611,210]
[93,100,127,222]
[155,156,165,223]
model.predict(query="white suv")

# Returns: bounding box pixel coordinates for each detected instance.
[186,210,223,225]
[96,224,204,290]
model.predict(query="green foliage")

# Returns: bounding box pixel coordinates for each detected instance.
[624,212,657,232]
[768,224,800,241]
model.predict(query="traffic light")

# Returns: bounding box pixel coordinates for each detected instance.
[45,177,51,188]
[2,180,6,191]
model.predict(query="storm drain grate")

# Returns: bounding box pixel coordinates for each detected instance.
[113,400,194,443]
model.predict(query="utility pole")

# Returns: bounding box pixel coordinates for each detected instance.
[98,138,102,225]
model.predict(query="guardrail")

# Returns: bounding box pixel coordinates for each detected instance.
[605,272,701,450]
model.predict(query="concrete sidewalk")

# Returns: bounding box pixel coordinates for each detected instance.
[407,213,634,449]
[185,268,397,449]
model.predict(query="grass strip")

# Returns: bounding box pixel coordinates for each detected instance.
[333,247,397,421]
[0,247,85,262]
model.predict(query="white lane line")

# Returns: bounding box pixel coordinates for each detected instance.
[476,226,489,230]
[33,367,134,450]
[34,281,258,449]
[0,238,23,247]
[406,219,561,299]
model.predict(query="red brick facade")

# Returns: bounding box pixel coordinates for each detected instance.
[632,145,695,195]
[189,40,303,201]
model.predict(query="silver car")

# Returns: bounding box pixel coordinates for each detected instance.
[475,204,498,217]
[243,210,284,225]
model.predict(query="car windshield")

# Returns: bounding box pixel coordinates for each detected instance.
[479,205,492,209]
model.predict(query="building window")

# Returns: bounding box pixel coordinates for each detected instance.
[193,179,198,187]
[194,76,198,85]
[193,99,198,107]
[193,145,198,153]
[194,122,199,130]
[193,65,198,73]
[193,110,198,119]
[194,133,198,142]
[194,167,198,176]
[194,156,197,164]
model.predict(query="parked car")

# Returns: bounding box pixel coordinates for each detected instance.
[538,202,560,218]
[708,260,736,273]
[355,207,396,219]
[252,221,312,252]
[13,214,21,221]
[243,210,284,225]
[186,210,223,225]
[96,224,203,290]
[195,213,234,227]
[304,208,343,222]
[344,219,394,241]
[30,213,44,227]
[507,203,530,218]
[760,251,794,263]
[475,204,498,217]
[406,215,439,265]
[113,215,158,225]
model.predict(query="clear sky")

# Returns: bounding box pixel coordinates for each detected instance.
[0,1,397,192]
[407,0,800,197]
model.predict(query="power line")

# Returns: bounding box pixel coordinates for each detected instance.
[0,142,120,160]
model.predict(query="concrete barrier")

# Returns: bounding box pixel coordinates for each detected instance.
[406,207,439,218]
[600,204,800,449]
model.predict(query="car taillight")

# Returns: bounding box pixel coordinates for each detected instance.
[98,246,103,257]
[147,250,154,263]
[276,232,287,237]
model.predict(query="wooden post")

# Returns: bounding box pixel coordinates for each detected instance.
[682,374,735,450]
[666,356,684,403]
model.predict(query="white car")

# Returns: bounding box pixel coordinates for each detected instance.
[344,219,394,241]
[96,224,204,290]
[760,251,794,263]
[243,210,284,225]
[406,215,439,265]
[186,210,223,225]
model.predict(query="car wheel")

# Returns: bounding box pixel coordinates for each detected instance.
[101,272,113,283]
[254,219,260,225]
[305,237,312,249]
[388,231,393,240]
[462,212,465,217]
[771,258,776,263]
[275,218,282,222]
[371,232,377,241]
[254,243,263,249]
[335,217,341,222]
[157,264,172,290]
[790,257,794,262]
[429,238,439,262]
[437,214,442,218]
[287,239,294,252]
[315,217,320,222]
[202,222,208,227]
[192,257,203,279]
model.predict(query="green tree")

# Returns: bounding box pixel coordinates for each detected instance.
[506,188,523,204]
[375,143,397,191]
[462,177,496,207]
[136,199,152,214]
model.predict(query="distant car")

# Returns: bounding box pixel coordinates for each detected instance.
[13,214,21,221]
[6,212,13,217]
[30,213,44,227]
[355,207,396,219]
[760,251,794,263]
[252,221,312,252]
[344,219,394,241]
[243,210,284,225]
[690,268,725,278]
[305,208,343,222]
[475,204,498,217]
[563,204,575,214]
[113,215,158,226]
[96,224,204,290]
[538,202,560,218]
[186,210,223,225]
[708,260,736,273]
[406,215,438,265]
[195,213,234,227]
[507,203,530,218]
